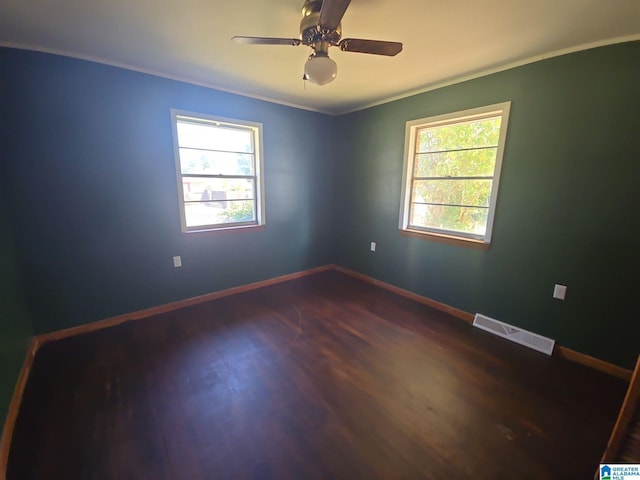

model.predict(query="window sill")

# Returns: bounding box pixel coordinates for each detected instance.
[400,228,490,250]
[184,224,265,235]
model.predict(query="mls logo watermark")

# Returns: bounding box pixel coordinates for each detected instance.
[600,464,640,480]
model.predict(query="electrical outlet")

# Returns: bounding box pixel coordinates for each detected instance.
[553,284,567,300]
[173,256,182,268]
[370,241,376,252]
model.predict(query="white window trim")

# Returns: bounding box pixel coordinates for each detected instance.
[170,109,266,233]
[399,102,511,245]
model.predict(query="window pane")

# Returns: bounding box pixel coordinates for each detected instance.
[412,179,493,207]
[184,200,256,228]
[179,149,254,175]
[417,116,501,153]
[177,120,253,153]
[414,148,497,178]
[410,203,488,236]
[217,200,256,224]
[182,177,254,202]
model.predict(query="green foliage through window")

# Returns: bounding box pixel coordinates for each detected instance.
[401,103,510,242]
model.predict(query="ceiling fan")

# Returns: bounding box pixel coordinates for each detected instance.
[232,0,403,86]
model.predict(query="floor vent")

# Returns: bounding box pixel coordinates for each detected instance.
[473,313,555,356]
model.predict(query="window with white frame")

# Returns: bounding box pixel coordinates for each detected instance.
[171,110,264,233]
[399,102,511,244]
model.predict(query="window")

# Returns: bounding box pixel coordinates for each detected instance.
[399,102,511,245]
[171,110,265,233]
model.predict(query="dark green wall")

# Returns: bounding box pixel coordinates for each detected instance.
[1,48,337,334]
[0,150,32,432]
[335,41,640,369]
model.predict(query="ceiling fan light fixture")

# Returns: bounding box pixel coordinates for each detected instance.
[304,51,337,85]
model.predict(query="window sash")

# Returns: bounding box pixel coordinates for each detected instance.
[179,174,258,230]
[399,102,511,244]
[171,110,264,233]
[176,116,256,154]
[406,223,486,240]
[407,203,490,238]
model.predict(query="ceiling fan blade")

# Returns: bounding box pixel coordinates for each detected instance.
[338,38,403,56]
[232,36,302,46]
[318,0,351,30]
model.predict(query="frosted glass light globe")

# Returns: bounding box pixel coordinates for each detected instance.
[304,54,337,85]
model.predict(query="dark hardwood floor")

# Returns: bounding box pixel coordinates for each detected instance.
[7,270,628,479]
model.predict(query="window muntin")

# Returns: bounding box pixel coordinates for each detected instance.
[400,103,511,244]
[171,110,264,233]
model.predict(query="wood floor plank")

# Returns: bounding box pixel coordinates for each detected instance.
[7,270,628,479]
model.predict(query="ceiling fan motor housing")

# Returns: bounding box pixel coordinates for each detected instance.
[300,0,341,46]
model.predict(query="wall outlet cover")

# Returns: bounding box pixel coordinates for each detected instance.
[553,284,567,300]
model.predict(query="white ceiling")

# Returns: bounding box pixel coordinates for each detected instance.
[2,0,639,114]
